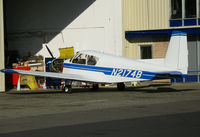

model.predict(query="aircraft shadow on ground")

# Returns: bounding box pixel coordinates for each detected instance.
[6,85,195,94]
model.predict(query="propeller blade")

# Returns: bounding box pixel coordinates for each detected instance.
[45,45,54,58]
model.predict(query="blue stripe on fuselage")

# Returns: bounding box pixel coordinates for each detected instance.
[63,63,156,80]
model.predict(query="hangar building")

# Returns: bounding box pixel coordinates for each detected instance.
[122,0,200,83]
[0,0,199,91]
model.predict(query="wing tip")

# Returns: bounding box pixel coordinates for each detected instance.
[0,69,18,74]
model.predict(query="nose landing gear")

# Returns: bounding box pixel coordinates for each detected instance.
[63,85,72,93]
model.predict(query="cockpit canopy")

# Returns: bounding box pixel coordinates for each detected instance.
[71,53,99,66]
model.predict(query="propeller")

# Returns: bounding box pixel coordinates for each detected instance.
[45,45,55,58]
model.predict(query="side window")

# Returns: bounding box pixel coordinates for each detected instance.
[87,55,98,65]
[72,54,86,64]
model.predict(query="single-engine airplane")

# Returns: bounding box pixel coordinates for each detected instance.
[1,31,188,93]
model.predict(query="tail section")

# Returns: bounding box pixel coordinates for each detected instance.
[165,31,188,75]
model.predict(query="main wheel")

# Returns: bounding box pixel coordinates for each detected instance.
[63,85,72,93]
[92,84,99,90]
[117,83,125,91]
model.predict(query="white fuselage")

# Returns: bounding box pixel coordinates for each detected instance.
[62,50,177,83]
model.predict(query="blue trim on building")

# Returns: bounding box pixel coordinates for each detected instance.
[171,75,199,83]
[125,27,200,38]
[184,19,197,26]
[170,19,198,27]
[185,75,198,82]
[171,77,184,83]
[170,20,182,27]
[188,70,200,73]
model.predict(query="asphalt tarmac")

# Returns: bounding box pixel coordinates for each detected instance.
[0,83,200,137]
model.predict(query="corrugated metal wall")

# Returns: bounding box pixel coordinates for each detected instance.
[148,0,169,29]
[123,0,169,31]
[122,0,169,58]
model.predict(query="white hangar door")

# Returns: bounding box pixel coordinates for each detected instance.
[62,28,107,53]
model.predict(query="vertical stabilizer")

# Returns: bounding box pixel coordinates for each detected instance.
[165,31,188,74]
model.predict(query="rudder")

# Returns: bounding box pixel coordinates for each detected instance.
[164,31,188,74]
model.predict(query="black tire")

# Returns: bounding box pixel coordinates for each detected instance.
[63,85,72,93]
[117,83,125,91]
[92,84,99,90]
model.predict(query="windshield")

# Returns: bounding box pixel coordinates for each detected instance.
[72,53,86,64]
[71,53,99,65]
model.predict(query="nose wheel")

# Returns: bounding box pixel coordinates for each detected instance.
[63,85,72,93]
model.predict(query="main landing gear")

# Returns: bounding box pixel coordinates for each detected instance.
[117,83,125,91]
[92,83,99,90]
[63,83,99,93]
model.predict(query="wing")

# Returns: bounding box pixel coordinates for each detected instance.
[0,69,189,84]
[0,69,93,82]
